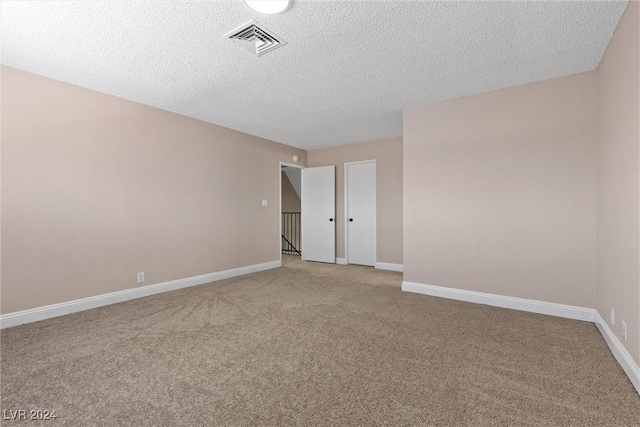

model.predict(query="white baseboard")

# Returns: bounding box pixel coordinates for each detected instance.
[401,281,594,322]
[0,260,281,329]
[593,311,640,395]
[375,262,403,272]
[402,280,640,395]
[336,259,403,271]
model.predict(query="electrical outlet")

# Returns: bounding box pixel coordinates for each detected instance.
[261,199,268,207]
[621,321,627,342]
[137,272,145,284]
[610,307,615,325]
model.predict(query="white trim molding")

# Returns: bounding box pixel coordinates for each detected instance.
[336,257,347,265]
[402,280,640,395]
[375,262,403,272]
[401,281,594,322]
[594,311,640,395]
[0,260,281,329]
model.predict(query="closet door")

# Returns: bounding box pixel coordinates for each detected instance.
[301,166,335,263]
[346,161,376,266]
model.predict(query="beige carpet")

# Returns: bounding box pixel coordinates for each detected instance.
[1,256,639,426]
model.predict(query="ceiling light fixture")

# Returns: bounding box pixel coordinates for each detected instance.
[244,0,291,15]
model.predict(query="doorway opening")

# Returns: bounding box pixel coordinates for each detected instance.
[280,162,303,264]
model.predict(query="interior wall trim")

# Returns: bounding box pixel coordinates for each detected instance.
[375,262,403,272]
[402,280,639,395]
[594,311,640,395]
[402,281,594,321]
[0,260,282,329]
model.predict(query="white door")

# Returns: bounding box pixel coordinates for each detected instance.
[301,166,335,263]
[346,161,376,266]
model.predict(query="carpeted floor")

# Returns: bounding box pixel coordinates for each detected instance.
[1,256,639,426]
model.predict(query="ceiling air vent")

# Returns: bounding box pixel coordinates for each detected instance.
[223,20,286,57]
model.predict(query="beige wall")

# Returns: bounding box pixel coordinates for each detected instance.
[307,137,403,265]
[1,66,306,314]
[403,72,597,308]
[596,1,640,365]
[281,171,301,212]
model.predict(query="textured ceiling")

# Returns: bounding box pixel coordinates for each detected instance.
[0,1,628,149]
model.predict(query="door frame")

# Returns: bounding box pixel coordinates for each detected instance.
[344,159,377,265]
[279,162,305,265]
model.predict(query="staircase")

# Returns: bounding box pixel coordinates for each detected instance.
[282,212,301,255]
